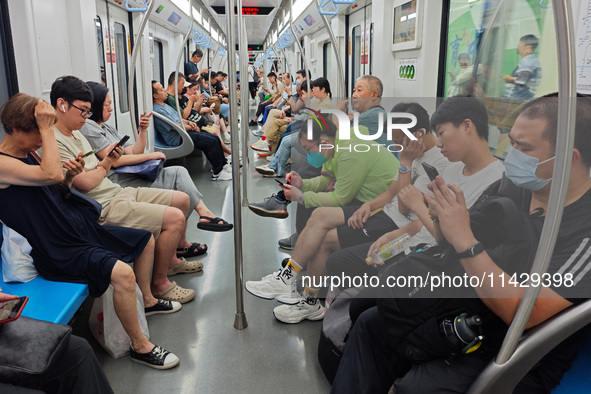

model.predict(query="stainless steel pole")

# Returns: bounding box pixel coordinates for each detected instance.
[225,0,248,330]
[238,0,250,207]
[128,0,155,138]
[174,9,194,125]
[314,0,345,98]
[289,0,311,94]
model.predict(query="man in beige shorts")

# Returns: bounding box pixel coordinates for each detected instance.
[50,75,202,304]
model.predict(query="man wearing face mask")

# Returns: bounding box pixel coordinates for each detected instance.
[331,94,591,394]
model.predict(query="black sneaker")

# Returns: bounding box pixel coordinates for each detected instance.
[145,299,182,316]
[248,120,257,127]
[129,345,180,370]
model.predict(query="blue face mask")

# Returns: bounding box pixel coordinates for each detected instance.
[307,152,327,168]
[296,78,301,84]
[505,148,555,191]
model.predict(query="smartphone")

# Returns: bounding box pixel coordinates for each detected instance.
[275,179,285,186]
[0,296,28,324]
[109,135,130,156]
[422,162,440,182]
[81,150,95,158]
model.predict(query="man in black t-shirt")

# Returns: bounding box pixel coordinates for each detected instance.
[331,95,591,394]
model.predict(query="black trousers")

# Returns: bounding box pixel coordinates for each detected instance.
[0,336,114,394]
[188,130,227,174]
[248,82,257,99]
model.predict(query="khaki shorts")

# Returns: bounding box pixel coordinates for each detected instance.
[99,187,174,238]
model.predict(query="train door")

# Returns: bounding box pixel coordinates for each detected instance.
[96,1,133,136]
[347,5,372,94]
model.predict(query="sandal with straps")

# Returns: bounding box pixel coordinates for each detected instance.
[176,242,207,258]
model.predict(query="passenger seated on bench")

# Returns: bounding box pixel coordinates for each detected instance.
[326,96,505,288]
[80,81,233,232]
[51,76,201,304]
[245,118,399,319]
[163,73,232,153]
[0,96,179,369]
[331,94,591,393]
[152,80,232,181]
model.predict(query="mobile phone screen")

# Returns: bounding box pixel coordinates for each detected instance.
[109,135,130,156]
[0,296,28,323]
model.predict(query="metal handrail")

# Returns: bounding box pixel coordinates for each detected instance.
[238,2,250,208]
[127,0,155,139]
[151,111,195,160]
[315,0,347,100]
[225,0,248,330]
[467,0,577,391]
[174,11,194,125]
[290,0,311,95]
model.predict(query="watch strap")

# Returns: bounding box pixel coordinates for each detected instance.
[456,242,485,259]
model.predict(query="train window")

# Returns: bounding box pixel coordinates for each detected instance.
[153,39,164,85]
[114,22,129,113]
[351,25,361,91]
[95,17,107,86]
[443,0,557,158]
[323,42,331,78]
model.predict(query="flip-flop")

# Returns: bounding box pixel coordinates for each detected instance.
[176,242,207,258]
[167,257,203,276]
[197,216,234,232]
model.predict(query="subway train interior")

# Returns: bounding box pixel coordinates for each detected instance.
[1,0,591,392]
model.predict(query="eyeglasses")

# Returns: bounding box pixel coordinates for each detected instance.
[301,141,320,153]
[69,103,93,118]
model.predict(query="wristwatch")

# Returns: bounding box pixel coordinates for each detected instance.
[456,242,485,259]
[398,165,411,175]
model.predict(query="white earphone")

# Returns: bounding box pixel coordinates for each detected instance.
[61,104,66,112]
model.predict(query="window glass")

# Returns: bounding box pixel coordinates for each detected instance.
[352,25,361,92]
[153,39,164,85]
[95,17,107,86]
[443,0,557,157]
[114,22,129,113]
[323,42,331,78]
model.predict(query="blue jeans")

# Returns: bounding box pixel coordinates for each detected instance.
[268,133,294,177]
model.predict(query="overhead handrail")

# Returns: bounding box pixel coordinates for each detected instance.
[174,14,194,129]
[151,111,195,160]
[127,0,155,139]
[126,0,148,12]
[315,0,347,100]
[225,0,248,331]
[468,0,577,391]
[318,0,339,16]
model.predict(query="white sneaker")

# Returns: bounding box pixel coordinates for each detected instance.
[223,132,231,144]
[245,267,294,300]
[250,139,269,152]
[211,169,232,181]
[266,153,275,162]
[273,297,326,324]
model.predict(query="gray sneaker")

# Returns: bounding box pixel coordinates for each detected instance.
[278,233,298,250]
[248,194,288,218]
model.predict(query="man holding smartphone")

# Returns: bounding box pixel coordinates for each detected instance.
[51,76,200,305]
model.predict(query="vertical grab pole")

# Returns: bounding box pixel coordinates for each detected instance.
[225,0,248,330]
[174,9,194,125]
[314,0,346,98]
[494,0,576,365]
[238,0,251,207]
[128,0,155,139]
[289,0,311,95]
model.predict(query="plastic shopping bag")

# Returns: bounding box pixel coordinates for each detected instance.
[88,283,150,359]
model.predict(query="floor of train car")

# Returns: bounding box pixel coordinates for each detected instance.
[71,104,332,393]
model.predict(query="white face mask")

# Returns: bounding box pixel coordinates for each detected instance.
[505,148,555,191]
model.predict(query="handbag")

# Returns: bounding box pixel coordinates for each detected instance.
[115,159,164,182]
[0,316,72,389]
